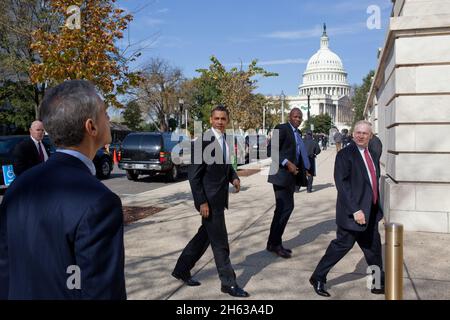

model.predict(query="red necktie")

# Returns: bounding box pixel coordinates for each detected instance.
[364,148,378,204]
[38,142,45,162]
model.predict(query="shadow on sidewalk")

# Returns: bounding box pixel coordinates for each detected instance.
[236,219,336,287]
[326,257,368,289]
[309,183,334,192]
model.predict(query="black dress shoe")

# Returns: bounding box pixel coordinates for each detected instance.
[171,272,201,286]
[221,285,250,298]
[281,245,292,254]
[309,277,331,297]
[266,245,291,259]
[371,286,385,294]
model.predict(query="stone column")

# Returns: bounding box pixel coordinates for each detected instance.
[365,0,450,233]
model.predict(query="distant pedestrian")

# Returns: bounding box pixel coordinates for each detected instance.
[303,131,321,193]
[322,135,328,150]
[333,131,342,152]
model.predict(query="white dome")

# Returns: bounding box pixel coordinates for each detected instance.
[304,30,345,73]
[306,49,344,72]
[299,25,350,97]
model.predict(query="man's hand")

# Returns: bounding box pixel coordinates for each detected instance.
[306,170,312,177]
[200,203,210,219]
[232,179,240,193]
[353,210,366,225]
[286,161,299,175]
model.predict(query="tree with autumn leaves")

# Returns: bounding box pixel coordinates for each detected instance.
[30,0,141,111]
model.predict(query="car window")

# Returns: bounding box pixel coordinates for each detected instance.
[0,137,25,155]
[122,134,142,148]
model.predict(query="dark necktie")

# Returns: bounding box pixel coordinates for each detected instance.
[295,129,310,170]
[222,135,227,164]
[364,148,378,204]
[38,142,45,162]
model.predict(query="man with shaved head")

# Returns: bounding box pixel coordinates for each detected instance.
[267,108,311,259]
[12,120,50,176]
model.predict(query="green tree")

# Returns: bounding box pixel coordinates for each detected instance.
[351,70,375,130]
[302,113,333,135]
[264,96,290,132]
[196,56,278,130]
[0,80,36,133]
[122,100,143,131]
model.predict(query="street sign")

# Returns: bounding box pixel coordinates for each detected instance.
[300,105,308,111]
[2,165,16,186]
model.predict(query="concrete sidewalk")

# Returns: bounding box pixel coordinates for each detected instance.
[122,149,450,300]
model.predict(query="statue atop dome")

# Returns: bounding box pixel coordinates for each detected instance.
[323,23,327,36]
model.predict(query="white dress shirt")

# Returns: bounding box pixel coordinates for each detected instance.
[211,127,230,163]
[30,136,49,162]
[357,145,375,189]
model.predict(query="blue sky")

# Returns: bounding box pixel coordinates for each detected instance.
[116,0,392,96]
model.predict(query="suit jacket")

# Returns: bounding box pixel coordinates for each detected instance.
[189,130,239,212]
[334,143,383,232]
[12,137,51,176]
[267,123,307,190]
[0,152,126,300]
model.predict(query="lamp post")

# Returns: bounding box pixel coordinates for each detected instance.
[178,98,184,131]
[262,104,266,134]
[185,105,188,134]
[307,93,311,121]
[280,90,285,123]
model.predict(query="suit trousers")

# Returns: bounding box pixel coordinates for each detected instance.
[307,175,314,192]
[312,204,383,283]
[173,207,236,287]
[267,185,295,247]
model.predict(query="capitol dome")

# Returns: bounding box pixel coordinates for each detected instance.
[299,24,350,97]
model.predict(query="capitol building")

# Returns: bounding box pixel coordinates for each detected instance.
[286,25,353,131]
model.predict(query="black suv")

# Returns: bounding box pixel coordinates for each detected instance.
[118,132,190,182]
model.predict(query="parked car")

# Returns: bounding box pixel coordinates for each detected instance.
[0,136,27,189]
[118,132,190,182]
[94,147,113,179]
[0,135,112,188]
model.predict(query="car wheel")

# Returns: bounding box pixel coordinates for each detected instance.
[166,165,179,182]
[96,158,112,179]
[126,170,139,181]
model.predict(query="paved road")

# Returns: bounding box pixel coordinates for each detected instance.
[102,166,188,198]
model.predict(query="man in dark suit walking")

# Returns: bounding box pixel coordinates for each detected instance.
[172,105,249,298]
[0,80,126,299]
[12,120,51,176]
[267,108,310,258]
[309,120,384,297]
